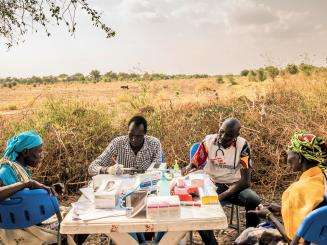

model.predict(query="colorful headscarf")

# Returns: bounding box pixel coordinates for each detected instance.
[289,131,327,169]
[3,131,43,162]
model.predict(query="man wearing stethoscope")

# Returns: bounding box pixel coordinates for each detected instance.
[183,118,261,245]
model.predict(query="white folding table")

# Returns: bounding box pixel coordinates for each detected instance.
[60,201,228,245]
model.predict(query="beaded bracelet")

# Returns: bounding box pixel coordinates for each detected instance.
[266,211,273,220]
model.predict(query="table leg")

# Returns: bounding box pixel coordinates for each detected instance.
[66,235,76,245]
[159,231,188,245]
[107,232,138,245]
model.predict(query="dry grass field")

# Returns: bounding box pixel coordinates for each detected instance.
[0,76,269,115]
[1,70,327,195]
[0,67,327,244]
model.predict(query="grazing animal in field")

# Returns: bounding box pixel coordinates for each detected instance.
[121,85,129,89]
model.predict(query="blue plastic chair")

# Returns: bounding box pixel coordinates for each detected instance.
[291,206,327,245]
[189,143,200,162]
[189,142,241,234]
[0,188,60,229]
[161,152,165,164]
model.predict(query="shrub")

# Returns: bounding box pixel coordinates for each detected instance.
[257,69,267,82]
[226,74,237,85]
[286,64,299,75]
[101,76,111,83]
[0,77,326,202]
[265,66,279,81]
[195,82,216,92]
[216,76,224,84]
[240,69,249,76]
[248,70,257,82]
[90,70,101,82]
[7,105,17,110]
[299,63,314,76]
[58,74,68,81]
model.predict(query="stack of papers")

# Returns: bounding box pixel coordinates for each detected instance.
[71,201,126,221]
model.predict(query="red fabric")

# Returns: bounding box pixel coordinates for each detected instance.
[192,142,208,168]
[298,134,315,143]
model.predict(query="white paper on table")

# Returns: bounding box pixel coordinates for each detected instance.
[80,187,95,203]
[71,200,126,221]
[78,209,126,221]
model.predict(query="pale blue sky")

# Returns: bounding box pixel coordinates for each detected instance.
[0,0,326,77]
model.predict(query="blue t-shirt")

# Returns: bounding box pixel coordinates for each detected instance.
[0,164,31,186]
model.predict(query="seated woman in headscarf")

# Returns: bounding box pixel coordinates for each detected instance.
[0,131,61,244]
[235,131,327,245]
[0,131,45,185]
[0,131,85,245]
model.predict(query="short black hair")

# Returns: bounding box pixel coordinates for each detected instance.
[128,115,147,133]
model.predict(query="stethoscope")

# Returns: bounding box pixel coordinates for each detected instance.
[214,138,238,169]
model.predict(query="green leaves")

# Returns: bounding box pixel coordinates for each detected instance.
[0,0,115,48]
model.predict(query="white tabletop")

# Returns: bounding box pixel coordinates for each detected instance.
[60,200,228,235]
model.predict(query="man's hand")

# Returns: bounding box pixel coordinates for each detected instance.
[218,191,228,202]
[105,164,124,175]
[181,165,195,176]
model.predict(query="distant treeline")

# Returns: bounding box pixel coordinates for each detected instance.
[216,63,323,85]
[0,71,210,88]
[238,63,319,82]
[0,63,324,88]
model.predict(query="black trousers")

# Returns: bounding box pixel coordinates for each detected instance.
[199,183,261,245]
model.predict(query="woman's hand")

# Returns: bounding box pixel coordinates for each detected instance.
[268,203,281,215]
[52,182,65,196]
[248,205,271,219]
[24,180,57,196]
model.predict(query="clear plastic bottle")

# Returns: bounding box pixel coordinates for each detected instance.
[157,174,170,196]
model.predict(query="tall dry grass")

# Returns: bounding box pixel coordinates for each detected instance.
[0,74,326,202]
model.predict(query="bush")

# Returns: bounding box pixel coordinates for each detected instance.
[286,64,299,75]
[226,74,237,85]
[90,70,101,82]
[240,69,249,76]
[7,105,17,110]
[0,100,118,191]
[216,76,224,84]
[299,63,314,76]
[265,66,279,81]
[0,77,326,201]
[247,70,256,82]
[101,77,111,83]
[257,69,267,82]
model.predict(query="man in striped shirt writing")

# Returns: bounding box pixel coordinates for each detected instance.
[88,116,163,176]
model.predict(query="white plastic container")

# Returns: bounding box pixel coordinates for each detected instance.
[146,195,181,220]
[94,179,122,209]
